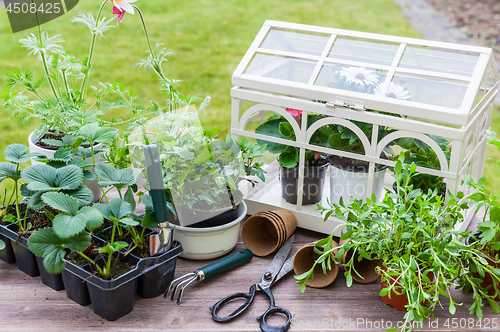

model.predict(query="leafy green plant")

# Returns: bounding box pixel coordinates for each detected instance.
[395,135,451,195]
[462,130,500,259]
[295,155,500,332]
[0,144,44,231]
[255,109,325,168]
[20,163,94,210]
[2,1,154,152]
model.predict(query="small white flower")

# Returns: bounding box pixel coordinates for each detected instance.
[339,67,379,86]
[375,82,411,100]
[112,0,138,15]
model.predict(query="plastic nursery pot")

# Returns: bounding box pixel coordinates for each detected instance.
[0,232,16,264]
[173,201,247,260]
[466,232,500,300]
[85,253,142,321]
[35,256,65,291]
[329,156,387,205]
[137,241,183,298]
[61,260,91,306]
[28,130,103,202]
[5,224,39,277]
[379,263,434,311]
[280,160,328,205]
[340,239,380,284]
[293,240,339,288]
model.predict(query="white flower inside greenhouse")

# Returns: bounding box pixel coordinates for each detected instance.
[339,66,379,86]
[375,82,411,100]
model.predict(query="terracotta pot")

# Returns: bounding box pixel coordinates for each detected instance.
[466,232,500,300]
[379,263,433,311]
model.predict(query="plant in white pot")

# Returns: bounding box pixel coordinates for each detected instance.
[2,1,156,201]
[127,110,266,260]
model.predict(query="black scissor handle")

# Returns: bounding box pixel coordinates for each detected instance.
[256,285,292,332]
[210,284,257,322]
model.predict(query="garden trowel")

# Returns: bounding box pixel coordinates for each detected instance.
[144,144,174,255]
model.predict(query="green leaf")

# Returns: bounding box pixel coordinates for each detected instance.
[27,228,66,274]
[55,165,84,190]
[41,192,79,215]
[23,165,82,191]
[79,206,103,230]
[4,144,42,164]
[65,231,92,252]
[278,122,294,138]
[109,198,133,219]
[124,187,136,212]
[92,203,112,220]
[53,213,88,238]
[279,149,298,168]
[78,123,118,144]
[65,186,94,207]
[0,162,18,178]
[94,163,139,188]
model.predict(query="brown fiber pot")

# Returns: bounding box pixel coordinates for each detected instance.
[340,239,380,284]
[293,240,339,288]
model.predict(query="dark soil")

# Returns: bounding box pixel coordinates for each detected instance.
[35,131,66,150]
[425,0,500,60]
[328,154,388,172]
[3,203,53,238]
[66,242,136,279]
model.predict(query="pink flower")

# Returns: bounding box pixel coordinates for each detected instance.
[111,0,137,25]
[112,6,126,24]
[314,151,322,160]
[286,108,302,120]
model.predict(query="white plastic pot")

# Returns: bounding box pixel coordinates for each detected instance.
[329,164,387,204]
[28,131,103,202]
[173,201,247,260]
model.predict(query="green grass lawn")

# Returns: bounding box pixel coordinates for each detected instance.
[0,0,499,196]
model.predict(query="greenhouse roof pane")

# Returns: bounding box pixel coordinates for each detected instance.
[328,36,399,66]
[260,27,330,56]
[399,45,479,77]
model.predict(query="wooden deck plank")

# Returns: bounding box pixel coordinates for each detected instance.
[0,226,499,331]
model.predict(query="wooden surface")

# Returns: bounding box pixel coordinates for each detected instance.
[1,225,500,332]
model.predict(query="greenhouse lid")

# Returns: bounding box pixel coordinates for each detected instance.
[233,20,500,127]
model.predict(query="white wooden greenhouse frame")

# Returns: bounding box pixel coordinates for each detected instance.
[232,20,500,236]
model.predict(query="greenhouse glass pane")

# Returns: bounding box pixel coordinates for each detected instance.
[399,45,479,76]
[260,27,330,56]
[391,74,468,109]
[328,36,399,66]
[244,53,316,84]
[315,64,387,95]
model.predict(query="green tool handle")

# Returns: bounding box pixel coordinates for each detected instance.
[200,249,253,280]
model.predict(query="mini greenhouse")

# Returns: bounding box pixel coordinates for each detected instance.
[232,20,500,235]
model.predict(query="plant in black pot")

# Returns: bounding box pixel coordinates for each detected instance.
[0,144,46,272]
[295,155,500,332]
[255,108,328,205]
[28,191,146,320]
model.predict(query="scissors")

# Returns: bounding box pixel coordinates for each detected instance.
[209,235,295,332]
